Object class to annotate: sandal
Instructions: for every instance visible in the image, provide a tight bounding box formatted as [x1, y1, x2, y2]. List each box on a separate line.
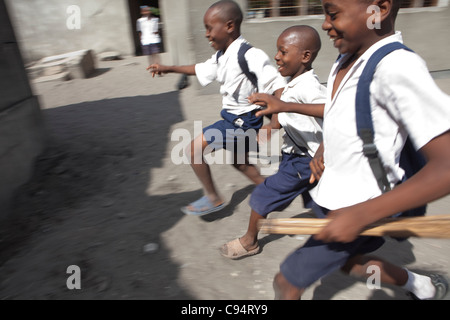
[181, 196, 226, 216]
[220, 238, 260, 260]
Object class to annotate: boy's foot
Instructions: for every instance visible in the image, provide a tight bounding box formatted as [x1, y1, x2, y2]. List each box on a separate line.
[408, 273, 449, 300]
[220, 238, 260, 260]
[181, 196, 225, 216]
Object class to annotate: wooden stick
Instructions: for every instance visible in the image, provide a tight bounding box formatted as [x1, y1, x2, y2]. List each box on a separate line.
[258, 215, 450, 239]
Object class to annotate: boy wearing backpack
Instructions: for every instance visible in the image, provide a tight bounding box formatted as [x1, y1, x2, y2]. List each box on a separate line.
[221, 25, 326, 260]
[251, 0, 450, 299]
[148, 1, 285, 216]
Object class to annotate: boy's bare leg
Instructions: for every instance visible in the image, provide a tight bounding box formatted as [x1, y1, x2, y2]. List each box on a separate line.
[186, 134, 224, 206]
[273, 272, 304, 300]
[341, 254, 408, 286]
[232, 152, 265, 185]
[239, 209, 264, 251]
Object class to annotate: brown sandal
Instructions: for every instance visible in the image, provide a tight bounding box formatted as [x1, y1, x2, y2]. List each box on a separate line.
[220, 238, 260, 260]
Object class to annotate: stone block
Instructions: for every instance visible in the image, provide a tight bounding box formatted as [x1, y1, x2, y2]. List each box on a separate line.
[29, 49, 97, 81]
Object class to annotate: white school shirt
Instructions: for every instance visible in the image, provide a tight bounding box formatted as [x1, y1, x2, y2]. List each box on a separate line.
[278, 69, 326, 157]
[137, 17, 161, 45]
[311, 32, 450, 210]
[195, 36, 286, 115]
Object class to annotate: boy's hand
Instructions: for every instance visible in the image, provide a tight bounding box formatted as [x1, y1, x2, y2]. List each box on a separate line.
[248, 93, 282, 117]
[147, 64, 167, 77]
[309, 142, 325, 184]
[314, 207, 367, 243]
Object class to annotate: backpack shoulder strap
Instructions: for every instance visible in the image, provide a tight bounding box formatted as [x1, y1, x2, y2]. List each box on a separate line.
[216, 50, 224, 63]
[356, 42, 413, 193]
[238, 42, 258, 90]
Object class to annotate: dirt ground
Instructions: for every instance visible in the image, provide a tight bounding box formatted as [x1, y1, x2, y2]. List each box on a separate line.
[0, 55, 449, 300]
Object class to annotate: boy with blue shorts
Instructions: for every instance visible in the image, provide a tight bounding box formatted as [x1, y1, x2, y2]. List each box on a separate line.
[221, 25, 326, 259]
[254, 0, 450, 300]
[149, 1, 285, 216]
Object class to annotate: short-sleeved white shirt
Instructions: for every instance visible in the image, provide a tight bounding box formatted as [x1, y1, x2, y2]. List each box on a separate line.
[278, 69, 326, 157]
[311, 32, 450, 210]
[195, 36, 287, 115]
[137, 17, 161, 45]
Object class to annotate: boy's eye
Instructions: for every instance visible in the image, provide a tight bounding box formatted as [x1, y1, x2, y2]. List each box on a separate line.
[328, 12, 337, 20]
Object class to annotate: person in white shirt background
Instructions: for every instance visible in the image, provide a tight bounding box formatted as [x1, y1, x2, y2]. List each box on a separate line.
[137, 6, 161, 65]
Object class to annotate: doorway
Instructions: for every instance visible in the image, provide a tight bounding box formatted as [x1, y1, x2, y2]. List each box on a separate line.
[128, 0, 164, 56]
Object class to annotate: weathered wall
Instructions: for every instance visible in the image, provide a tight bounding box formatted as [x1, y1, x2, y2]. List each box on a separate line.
[160, 1, 450, 90]
[5, 0, 135, 63]
[0, 0, 45, 218]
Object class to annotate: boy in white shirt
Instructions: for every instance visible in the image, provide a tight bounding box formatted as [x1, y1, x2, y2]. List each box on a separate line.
[137, 6, 161, 65]
[221, 25, 326, 259]
[148, 1, 285, 216]
[253, 0, 450, 300]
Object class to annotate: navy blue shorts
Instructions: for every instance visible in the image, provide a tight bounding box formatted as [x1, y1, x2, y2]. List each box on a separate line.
[280, 202, 385, 289]
[202, 109, 263, 154]
[142, 43, 160, 55]
[250, 152, 314, 216]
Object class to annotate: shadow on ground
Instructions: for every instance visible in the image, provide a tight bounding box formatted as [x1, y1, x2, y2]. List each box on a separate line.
[0, 91, 197, 299]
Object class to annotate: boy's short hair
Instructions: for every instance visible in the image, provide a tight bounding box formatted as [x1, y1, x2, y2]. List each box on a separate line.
[209, 0, 243, 27]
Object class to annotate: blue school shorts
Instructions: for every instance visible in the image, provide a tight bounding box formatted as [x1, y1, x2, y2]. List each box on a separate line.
[280, 202, 385, 289]
[202, 109, 263, 154]
[250, 152, 314, 216]
[142, 43, 160, 55]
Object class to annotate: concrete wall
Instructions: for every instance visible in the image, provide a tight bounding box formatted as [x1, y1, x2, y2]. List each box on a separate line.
[5, 0, 135, 63]
[160, 1, 450, 90]
[243, 5, 450, 81]
[0, 0, 45, 218]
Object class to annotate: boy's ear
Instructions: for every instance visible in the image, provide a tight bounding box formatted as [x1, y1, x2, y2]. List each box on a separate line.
[302, 50, 312, 64]
[375, 0, 394, 22]
[226, 19, 235, 34]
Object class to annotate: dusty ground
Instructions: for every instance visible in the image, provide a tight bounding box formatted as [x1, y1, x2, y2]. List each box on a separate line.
[0, 55, 449, 300]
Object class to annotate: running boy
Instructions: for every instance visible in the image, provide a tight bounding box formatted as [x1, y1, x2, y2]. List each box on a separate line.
[255, 0, 450, 299]
[220, 25, 326, 259]
[148, 1, 285, 216]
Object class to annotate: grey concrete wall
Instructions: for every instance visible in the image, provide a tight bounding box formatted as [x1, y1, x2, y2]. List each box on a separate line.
[0, 0, 45, 218]
[161, 1, 450, 90]
[5, 0, 135, 63]
[243, 5, 450, 81]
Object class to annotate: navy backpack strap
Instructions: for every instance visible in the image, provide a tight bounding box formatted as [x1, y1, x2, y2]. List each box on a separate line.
[216, 50, 224, 63]
[355, 42, 413, 193]
[238, 42, 258, 90]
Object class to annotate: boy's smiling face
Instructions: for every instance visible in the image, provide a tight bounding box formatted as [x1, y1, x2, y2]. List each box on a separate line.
[322, 0, 375, 56]
[204, 8, 233, 52]
[275, 34, 305, 79]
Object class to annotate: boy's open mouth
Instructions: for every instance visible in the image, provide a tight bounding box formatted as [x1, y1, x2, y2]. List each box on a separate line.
[277, 64, 286, 74]
[329, 35, 343, 47]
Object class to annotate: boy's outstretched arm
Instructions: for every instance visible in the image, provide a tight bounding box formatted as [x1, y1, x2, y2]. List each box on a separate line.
[248, 93, 324, 118]
[315, 130, 450, 243]
[147, 64, 196, 78]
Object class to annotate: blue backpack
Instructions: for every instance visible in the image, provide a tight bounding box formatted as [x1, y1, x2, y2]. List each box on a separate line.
[216, 42, 258, 89]
[356, 42, 427, 218]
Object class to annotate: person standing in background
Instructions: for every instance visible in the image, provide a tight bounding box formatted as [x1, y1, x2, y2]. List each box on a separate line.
[137, 6, 161, 65]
